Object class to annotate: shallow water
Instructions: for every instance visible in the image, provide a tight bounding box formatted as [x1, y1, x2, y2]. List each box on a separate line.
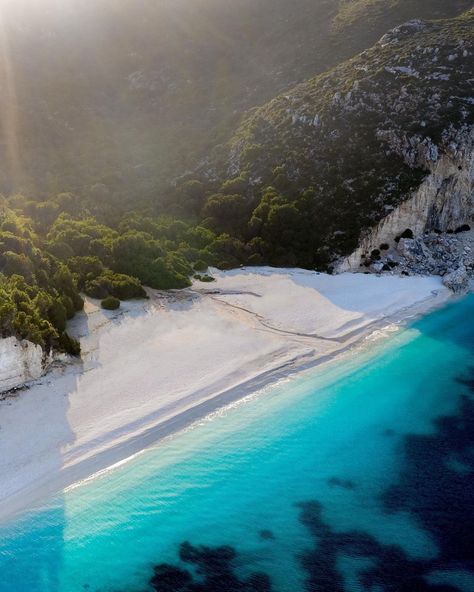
[1, 295, 474, 592]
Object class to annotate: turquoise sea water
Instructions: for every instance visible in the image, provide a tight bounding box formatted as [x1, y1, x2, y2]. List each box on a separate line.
[1, 295, 474, 592]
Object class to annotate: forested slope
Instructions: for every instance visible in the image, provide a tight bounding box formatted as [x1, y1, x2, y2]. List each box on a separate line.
[0, 3, 472, 353]
[1, 0, 470, 200]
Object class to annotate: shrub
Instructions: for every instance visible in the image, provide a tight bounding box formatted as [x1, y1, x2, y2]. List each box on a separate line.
[84, 277, 108, 299]
[85, 271, 146, 300]
[47, 240, 75, 260]
[200, 274, 215, 282]
[67, 256, 105, 288]
[220, 175, 248, 195]
[193, 259, 208, 272]
[72, 293, 85, 311]
[247, 252, 264, 266]
[2, 251, 34, 280]
[144, 257, 191, 290]
[59, 332, 81, 356]
[61, 295, 76, 320]
[48, 299, 68, 332]
[101, 296, 120, 310]
[201, 194, 252, 235]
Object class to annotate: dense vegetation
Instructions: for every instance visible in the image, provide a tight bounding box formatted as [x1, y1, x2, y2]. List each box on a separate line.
[0, 3, 472, 353]
[0, 205, 84, 353]
[0, 193, 251, 352]
[1, 176, 285, 350]
[200, 10, 474, 266]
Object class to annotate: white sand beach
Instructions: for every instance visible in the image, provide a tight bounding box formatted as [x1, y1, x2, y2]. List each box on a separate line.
[0, 268, 451, 521]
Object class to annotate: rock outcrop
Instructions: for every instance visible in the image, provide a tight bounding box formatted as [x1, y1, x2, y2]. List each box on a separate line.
[336, 125, 474, 274]
[442, 265, 470, 293]
[0, 337, 45, 393]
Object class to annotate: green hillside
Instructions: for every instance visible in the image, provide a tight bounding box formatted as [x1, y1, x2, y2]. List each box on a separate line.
[202, 9, 474, 267]
[0, 0, 470, 202]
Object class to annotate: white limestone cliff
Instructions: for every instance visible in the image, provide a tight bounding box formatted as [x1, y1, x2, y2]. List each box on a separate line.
[337, 126, 474, 272]
[0, 337, 45, 393]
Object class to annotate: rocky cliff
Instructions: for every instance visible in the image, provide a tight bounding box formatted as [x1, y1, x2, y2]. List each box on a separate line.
[210, 10, 473, 270]
[0, 337, 45, 393]
[337, 125, 474, 272]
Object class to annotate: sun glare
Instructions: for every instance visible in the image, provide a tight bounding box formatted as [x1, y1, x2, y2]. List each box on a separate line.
[0, 4, 21, 189]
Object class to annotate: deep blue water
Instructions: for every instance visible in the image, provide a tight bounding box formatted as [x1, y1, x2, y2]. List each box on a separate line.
[1, 295, 474, 592]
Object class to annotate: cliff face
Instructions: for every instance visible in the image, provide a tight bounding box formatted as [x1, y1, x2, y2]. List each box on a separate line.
[337, 125, 474, 271]
[0, 338, 45, 393]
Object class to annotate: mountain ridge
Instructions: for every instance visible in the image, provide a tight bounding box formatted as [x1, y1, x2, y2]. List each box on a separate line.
[0, 0, 471, 200]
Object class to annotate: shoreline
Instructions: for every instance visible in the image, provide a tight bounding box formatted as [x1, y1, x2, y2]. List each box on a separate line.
[0, 269, 455, 524]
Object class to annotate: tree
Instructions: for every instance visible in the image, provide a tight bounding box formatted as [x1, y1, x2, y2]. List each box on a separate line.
[101, 296, 120, 310]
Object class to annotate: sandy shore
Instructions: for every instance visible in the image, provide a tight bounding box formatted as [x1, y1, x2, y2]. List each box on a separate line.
[0, 267, 452, 522]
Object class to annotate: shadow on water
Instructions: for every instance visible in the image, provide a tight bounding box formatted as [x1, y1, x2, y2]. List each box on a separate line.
[0, 302, 147, 592]
[0, 378, 75, 592]
[412, 294, 474, 352]
[0, 297, 162, 592]
[139, 359, 474, 591]
[0, 503, 67, 592]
